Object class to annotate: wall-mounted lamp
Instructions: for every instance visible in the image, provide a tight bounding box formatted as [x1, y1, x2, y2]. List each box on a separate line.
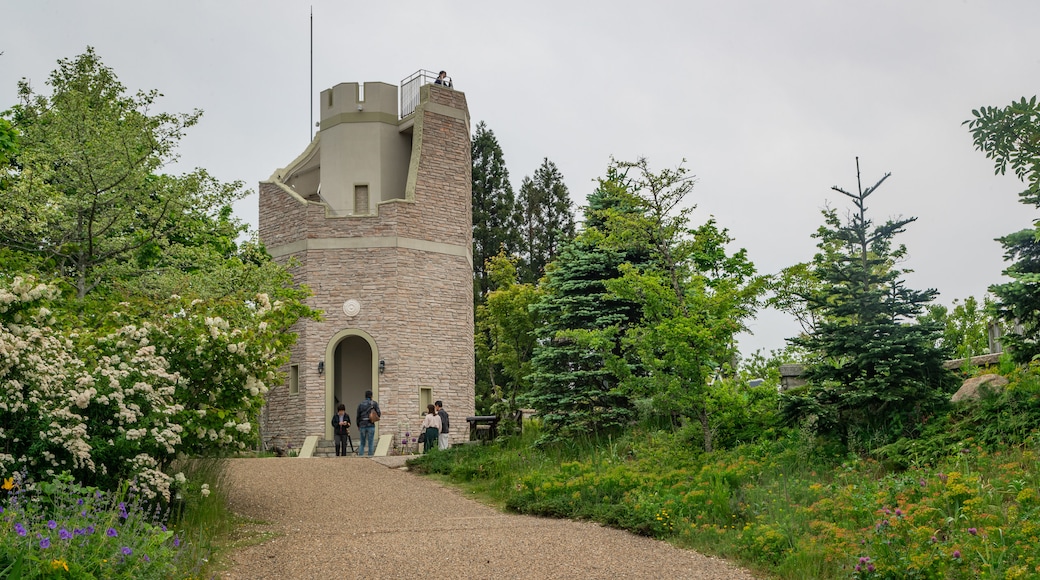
[378, 360, 385, 374]
[317, 360, 325, 375]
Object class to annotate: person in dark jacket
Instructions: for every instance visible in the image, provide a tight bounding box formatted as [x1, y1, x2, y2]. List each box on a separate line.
[331, 403, 352, 456]
[435, 400, 451, 450]
[355, 391, 381, 457]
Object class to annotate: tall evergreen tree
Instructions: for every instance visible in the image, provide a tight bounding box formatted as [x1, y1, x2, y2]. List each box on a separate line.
[965, 97, 1040, 363]
[784, 160, 956, 447]
[524, 165, 644, 441]
[516, 158, 576, 284]
[471, 121, 520, 301]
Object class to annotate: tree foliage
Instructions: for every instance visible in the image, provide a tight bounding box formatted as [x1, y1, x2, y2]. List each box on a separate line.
[474, 252, 542, 421]
[515, 158, 576, 284]
[1, 48, 244, 298]
[918, 296, 997, 361]
[594, 159, 765, 452]
[965, 97, 1040, 363]
[0, 50, 318, 495]
[783, 160, 956, 447]
[524, 166, 645, 441]
[471, 121, 520, 302]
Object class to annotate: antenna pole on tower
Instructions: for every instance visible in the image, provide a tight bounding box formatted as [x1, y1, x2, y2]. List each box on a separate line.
[310, 6, 314, 141]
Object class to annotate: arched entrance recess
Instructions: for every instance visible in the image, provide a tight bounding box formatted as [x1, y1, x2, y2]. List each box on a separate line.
[324, 329, 379, 441]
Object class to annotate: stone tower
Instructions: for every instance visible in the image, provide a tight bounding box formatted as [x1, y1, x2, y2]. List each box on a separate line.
[258, 77, 474, 450]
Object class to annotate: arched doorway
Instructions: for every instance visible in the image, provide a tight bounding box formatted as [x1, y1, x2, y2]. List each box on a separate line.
[324, 329, 379, 441]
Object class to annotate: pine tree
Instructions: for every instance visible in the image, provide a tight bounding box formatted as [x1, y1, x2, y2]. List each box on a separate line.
[785, 160, 956, 446]
[471, 121, 520, 302]
[516, 158, 576, 284]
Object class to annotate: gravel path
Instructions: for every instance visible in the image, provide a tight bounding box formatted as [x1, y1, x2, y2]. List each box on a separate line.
[221, 457, 761, 580]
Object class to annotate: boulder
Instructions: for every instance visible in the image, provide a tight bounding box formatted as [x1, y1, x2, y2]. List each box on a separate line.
[950, 374, 1009, 403]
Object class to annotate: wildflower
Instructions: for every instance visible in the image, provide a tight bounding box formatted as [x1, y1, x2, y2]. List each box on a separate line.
[173, 535, 181, 547]
[968, 528, 977, 535]
[144, 555, 151, 562]
[40, 537, 51, 549]
[894, 508, 903, 517]
[59, 528, 72, 540]
[50, 559, 69, 572]
[86, 525, 95, 535]
[2, 477, 14, 490]
[953, 550, 961, 559]
[107, 527, 118, 537]
[119, 502, 128, 519]
[122, 546, 133, 556]
[15, 523, 26, 536]
[859, 557, 870, 564]
[47, 520, 57, 529]
[867, 563, 875, 572]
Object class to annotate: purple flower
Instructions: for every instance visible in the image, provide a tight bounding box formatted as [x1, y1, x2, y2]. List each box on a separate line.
[47, 520, 57, 529]
[59, 528, 72, 540]
[930, 536, 937, 543]
[919, 479, 927, 487]
[40, 537, 50, 549]
[86, 525, 95, 535]
[953, 550, 961, 559]
[118, 502, 128, 519]
[107, 527, 118, 537]
[144, 555, 150, 562]
[77, 498, 84, 505]
[867, 563, 875, 572]
[122, 546, 132, 556]
[894, 508, 903, 517]
[14, 523, 26, 536]
[173, 535, 180, 547]
[74, 528, 84, 536]
[968, 527, 977, 535]
[855, 565, 861, 572]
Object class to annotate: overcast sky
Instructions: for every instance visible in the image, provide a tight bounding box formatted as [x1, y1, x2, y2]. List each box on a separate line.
[3, 1, 1036, 356]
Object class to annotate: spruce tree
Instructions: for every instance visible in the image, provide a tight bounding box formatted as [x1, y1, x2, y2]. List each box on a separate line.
[786, 160, 956, 447]
[524, 167, 643, 440]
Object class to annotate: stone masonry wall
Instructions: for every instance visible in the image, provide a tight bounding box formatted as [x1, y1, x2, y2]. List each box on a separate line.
[259, 83, 473, 449]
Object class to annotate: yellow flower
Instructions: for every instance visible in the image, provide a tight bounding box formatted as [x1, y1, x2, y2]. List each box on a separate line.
[51, 559, 69, 571]
[2, 477, 13, 490]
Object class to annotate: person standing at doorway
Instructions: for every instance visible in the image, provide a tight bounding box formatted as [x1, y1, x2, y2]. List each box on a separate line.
[420, 404, 441, 453]
[331, 403, 352, 456]
[356, 390, 381, 457]
[435, 400, 451, 450]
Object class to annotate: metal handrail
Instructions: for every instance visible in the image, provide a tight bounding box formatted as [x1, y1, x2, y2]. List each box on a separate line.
[399, 69, 448, 118]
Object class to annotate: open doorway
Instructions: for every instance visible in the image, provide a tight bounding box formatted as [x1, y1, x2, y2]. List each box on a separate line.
[325, 331, 377, 441]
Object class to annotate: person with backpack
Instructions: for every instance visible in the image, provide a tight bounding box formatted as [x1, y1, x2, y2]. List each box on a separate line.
[331, 403, 352, 456]
[355, 390, 381, 457]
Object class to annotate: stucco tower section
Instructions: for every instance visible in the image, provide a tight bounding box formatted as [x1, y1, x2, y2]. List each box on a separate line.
[258, 82, 474, 449]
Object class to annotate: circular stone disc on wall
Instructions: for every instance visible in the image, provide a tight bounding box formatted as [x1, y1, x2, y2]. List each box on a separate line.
[342, 299, 361, 317]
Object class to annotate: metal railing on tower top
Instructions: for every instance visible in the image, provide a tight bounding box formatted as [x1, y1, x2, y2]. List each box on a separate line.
[400, 69, 450, 118]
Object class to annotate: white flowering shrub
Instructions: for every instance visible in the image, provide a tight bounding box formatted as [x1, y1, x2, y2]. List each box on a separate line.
[0, 275, 315, 499]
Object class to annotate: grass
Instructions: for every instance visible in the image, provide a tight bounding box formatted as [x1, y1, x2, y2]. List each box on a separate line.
[410, 377, 1040, 579]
